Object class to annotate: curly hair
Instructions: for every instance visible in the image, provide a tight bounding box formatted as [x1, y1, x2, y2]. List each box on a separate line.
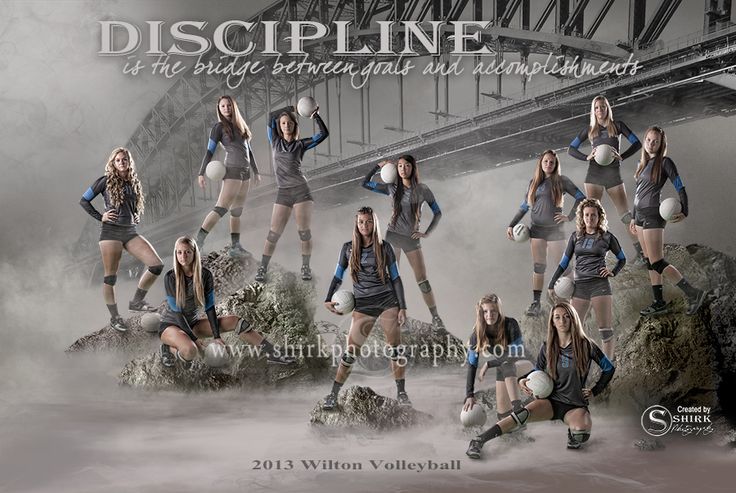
[104, 147, 144, 223]
[575, 197, 608, 238]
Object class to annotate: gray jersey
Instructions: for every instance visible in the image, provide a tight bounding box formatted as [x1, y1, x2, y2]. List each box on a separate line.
[551, 231, 626, 284]
[634, 156, 688, 215]
[535, 340, 615, 406]
[161, 268, 215, 327]
[568, 120, 641, 168]
[509, 175, 585, 227]
[267, 108, 328, 189]
[81, 176, 138, 225]
[198, 122, 259, 176]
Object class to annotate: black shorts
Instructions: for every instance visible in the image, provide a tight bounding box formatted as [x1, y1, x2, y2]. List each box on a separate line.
[385, 230, 421, 252]
[530, 223, 565, 241]
[585, 163, 623, 189]
[158, 318, 200, 339]
[275, 183, 313, 207]
[550, 399, 588, 421]
[99, 222, 138, 245]
[223, 166, 250, 181]
[354, 290, 400, 318]
[573, 277, 612, 300]
[634, 206, 666, 230]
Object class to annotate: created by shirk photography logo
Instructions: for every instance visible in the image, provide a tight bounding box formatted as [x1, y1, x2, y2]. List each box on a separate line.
[640, 405, 715, 437]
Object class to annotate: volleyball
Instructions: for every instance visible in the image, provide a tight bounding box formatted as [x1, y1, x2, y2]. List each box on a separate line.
[460, 404, 487, 427]
[140, 312, 161, 333]
[659, 197, 682, 221]
[526, 370, 554, 399]
[554, 277, 575, 299]
[594, 144, 615, 166]
[512, 223, 530, 243]
[205, 160, 226, 180]
[204, 343, 230, 368]
[380, 162, 398, 184]
[297, 96, 318, 117]
[331, 290, 355, 315]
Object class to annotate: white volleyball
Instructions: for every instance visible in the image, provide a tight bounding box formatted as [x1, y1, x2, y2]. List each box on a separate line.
[526, 370, 554, 399]
[297, 96, 318, 117]
[205, 160, 226, 181]
[594, 144, 615, 166]
[141, 312, 161, 333]
[380, 162, 398, 184]
[331, 290, 355, 315]
[659, 197, 682, 222]
[513, 223, 530, 243]
[554, 277, 575, 299]
[460, 404, 487, 427]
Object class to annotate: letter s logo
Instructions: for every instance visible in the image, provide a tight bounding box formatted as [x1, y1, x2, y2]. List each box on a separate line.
[641, 405, 672, 437]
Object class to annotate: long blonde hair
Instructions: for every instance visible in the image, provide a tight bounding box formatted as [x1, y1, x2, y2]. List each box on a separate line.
[575, 198, 608, 238]
[527, 150, 563, 207]
[588, 95, 618, 141]
[104, 147, 144, 222]
[635, 126, 667, 183]
[217, 95, 251, 141]
[350, 206, 386, 284]
[173, 236, 204, 309]
[471, 294, 507, 354]
[545, 302, 590, 380]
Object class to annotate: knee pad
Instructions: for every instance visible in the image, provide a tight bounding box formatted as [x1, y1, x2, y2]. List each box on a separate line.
[418, 279, 432, 294]
[620, 211, 633, 224]
[651, 259, 669, 274]
[298, 229, 312, 241]
[213, 206, 228, 217]
[148, 264, 164, 276]
[266, 230, 281, 244]
[533, 263, 547, 274]
[235, 318, 252, 335]
[570, 428, 591, 444]
[510, 407, 530, 431]
[103, 275, 117, 286]
[599, 327, 614, 342]
[230, 207, 243, 217]
[340, 350, 356, 369]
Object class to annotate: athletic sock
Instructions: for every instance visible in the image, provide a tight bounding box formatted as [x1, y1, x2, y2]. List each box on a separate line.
[477, 424, 503, 444]
[429, 306, 439, 318]
[259, 339, 275, 355]
[395, 378, 406, 394]
[533, 290, 542, 303]
[634, 241, 644, 257]
[331, 380, 343, 395]
[231, 233, 240, 246]
[511, 399, 523, 412]
[132, 288, 147, 303]
[106, 303, 120, 318]
[652, 285, 664, 303]
[261, 255, 272, 269]
[196, 228, 209, 245]
[676, 278, 700, 298]
[302, 254, 311, 267]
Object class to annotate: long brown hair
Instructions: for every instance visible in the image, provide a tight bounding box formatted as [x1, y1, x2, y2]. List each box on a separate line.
[588, 95, 618, 141]
[575, 198, 608, 239]
[390, 155, 421, 228]
[545, 302, 591, 380]
[350, 207, 386, 284]
[528, 150, 563, 207]
[173, 236, 204, 309]
[471, 294, 508, 354]
[217, 95, 251, 141]
[104, 147, 144, 223]
[635, 126, 667, 184]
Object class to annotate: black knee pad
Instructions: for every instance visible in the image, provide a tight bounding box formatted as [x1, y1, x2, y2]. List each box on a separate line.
[103, 275, 117, 286]
[497, 410, 512, 421]
[298, 229, 312, 241]
[213, 206, 228, 217]
[148, 264, 164, 276]
[570, 428, 591, 444]
[266, 230, 281, 243]
[533, 263, 546, 274]
[340, 350, 356, 368]
[599, 327, 614, 342]
[230, 207, 243, 217]
[418, 279, 432, 294]
[620, 211, 633, 224]
[651, 259, 669, 274]
[510, 407, 530, 431]
[235, 318, 252, 335]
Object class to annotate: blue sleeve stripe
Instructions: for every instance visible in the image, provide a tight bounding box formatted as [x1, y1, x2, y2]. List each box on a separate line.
[304, 133, 323, 150]
[267, 124, 274, 143]
[430, 201, 441, 214]
[366, 181, 377, 190]
[166, 295, 181, 313]
[570, 137, 581, 148]
[628, 133, 639, 144]
[205, 290, 215, 310]
[467, 349, 478, 366]
[600, 355, 615, 372]
[207, 138, 217, 153]
[616, 250, 626, 260]
[335, 264, 345, 280]
[673, 176, 684, 192]
[520, 200, 529, 211]
[82, 187, 95, 201]
[560, 255, 570, 270]
[575, 191, 585, 200]
[389, 262, 399, 280]
[510, 337, 523, 347]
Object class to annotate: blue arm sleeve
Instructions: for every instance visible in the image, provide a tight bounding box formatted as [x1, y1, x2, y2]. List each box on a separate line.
[568, 128, 589, 161]
[361, 165, 391, 195]
[303, 113, 329, 150]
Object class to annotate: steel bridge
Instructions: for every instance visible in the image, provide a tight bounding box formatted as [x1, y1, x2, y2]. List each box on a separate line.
[72, 0, 736, 279]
